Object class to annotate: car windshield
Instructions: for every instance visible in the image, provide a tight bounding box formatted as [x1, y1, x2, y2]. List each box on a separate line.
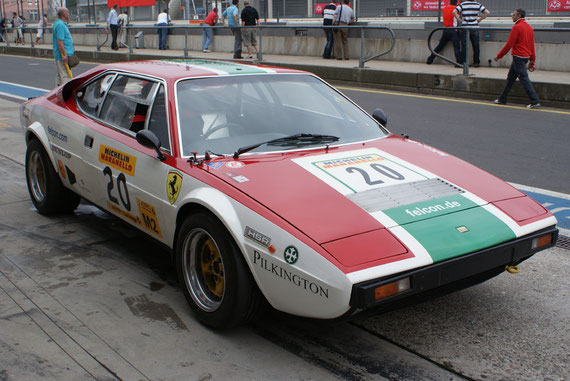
[176, 74, 388, 157]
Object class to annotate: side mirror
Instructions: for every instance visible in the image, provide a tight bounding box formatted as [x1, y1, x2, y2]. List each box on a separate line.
[372, 108, 388, 127]
[136, 130, 166, 161]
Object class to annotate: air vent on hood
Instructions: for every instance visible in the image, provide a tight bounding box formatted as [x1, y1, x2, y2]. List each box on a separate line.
[347, 178, 464, 213]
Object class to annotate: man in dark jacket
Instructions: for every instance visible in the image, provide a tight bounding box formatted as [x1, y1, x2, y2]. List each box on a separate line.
[322, 2, 336, 59]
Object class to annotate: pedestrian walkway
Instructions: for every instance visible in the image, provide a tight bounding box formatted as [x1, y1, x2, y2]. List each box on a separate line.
[2, 42, 570, 107]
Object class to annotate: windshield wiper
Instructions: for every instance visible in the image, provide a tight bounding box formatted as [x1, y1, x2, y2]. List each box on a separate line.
[233, 133, 340, 159]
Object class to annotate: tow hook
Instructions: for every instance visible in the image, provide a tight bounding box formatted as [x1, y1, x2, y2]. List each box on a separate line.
[505, 265, 519, 274]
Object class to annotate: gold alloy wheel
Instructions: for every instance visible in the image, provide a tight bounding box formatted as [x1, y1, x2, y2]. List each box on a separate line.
[183, 228, 225, 312]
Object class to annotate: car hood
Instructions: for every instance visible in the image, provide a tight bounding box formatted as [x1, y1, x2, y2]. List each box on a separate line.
[204, 136, 530, 247]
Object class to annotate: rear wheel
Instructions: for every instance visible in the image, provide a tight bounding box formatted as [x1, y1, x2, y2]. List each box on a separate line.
[176, 211, 262, 329]
[25, 138, 80, 214]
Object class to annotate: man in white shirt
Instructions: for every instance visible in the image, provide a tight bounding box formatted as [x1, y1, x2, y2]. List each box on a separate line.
[332, 0, 354, 60]
[107, 4, 119, 50]
[156, 9, 170, 50]
[118, 11, 128, 48]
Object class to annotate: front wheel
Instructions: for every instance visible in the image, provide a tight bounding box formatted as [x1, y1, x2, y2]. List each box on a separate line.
[176, 212, 262, 329]
[25, 138, 80, 214]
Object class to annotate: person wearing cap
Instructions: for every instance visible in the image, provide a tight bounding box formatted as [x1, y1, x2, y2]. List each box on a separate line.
[202, 7, 218, 52]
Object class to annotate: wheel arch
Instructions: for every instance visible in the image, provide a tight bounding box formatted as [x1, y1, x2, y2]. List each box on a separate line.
[25, 122, 57, 170]
[172, 188, 246, 265]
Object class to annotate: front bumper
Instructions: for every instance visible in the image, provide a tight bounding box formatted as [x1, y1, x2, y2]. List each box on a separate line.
[350, 226, 558, 310]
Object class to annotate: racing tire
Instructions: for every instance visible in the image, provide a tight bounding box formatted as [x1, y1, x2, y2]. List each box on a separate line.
[25, 138, 81, 214]
[176, 212, 263, 329]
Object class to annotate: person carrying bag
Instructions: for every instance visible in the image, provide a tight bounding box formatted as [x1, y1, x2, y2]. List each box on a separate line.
[332, 0, 354, 60]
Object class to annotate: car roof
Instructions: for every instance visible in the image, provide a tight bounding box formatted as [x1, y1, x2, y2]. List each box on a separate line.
[96, 59, 308, 81]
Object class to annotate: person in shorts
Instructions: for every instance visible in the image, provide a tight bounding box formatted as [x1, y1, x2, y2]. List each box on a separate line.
[240, 0, 259, 59]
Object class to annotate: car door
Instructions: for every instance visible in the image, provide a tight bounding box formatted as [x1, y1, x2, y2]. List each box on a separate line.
[82, 73, 174, 245]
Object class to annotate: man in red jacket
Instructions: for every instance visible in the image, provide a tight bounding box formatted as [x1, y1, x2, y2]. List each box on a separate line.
[493, 8, 540, 108]
[427, 0, 461, 65]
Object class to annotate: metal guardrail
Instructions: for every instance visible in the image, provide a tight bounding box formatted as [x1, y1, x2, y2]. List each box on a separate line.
[427, 26, 570, 76]
[3, 24, 396, 69]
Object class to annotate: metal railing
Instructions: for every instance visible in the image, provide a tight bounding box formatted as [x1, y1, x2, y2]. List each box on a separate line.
[427, 26, 570, 76]
[2, 24, 396, 68]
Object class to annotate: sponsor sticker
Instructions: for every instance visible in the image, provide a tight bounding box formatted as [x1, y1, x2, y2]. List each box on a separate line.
[244, 226, 271, 247]
[98, 145, 137, 176]
[137, 198, 163, 238]
[205, 162, 225, 170]
[284, 246, 299, 264]
[167, 169, 183, 204]
[253, 250, 328, 298]
[226, 161, 244, 169]
[51, 144, 71, 160]
[47, 126, 67, 143]
[456, 226, 470, 233]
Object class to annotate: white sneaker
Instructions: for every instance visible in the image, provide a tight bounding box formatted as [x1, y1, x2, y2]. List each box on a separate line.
[526, 103, 541, 109]
[202, 49, 211, 53]
[493, 99, 506, 105]
[248, 55, 253, 59]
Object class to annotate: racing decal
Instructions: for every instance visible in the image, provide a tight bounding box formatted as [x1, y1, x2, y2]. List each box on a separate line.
[167, 169, 183, 204]
[245, 226, 272, 248]
[137, 199, 163, 238]
[456, 226, 469, 233]
[294, 148, 521, 268]
[253, 251, 329, 298]
[103, 166, 132, 211]
[205, 162, 224, 170]
[99, 145, 137, 176]
[102, 166, 163, 238]
[50, 144, 71, 160]
[284, 246, 299, 264]
[47, 126, 67, 143]
[226, 161, 244, 169]
[225, 172, 249, 183]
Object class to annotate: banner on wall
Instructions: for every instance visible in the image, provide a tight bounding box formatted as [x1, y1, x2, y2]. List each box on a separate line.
[547, 0, 570, 12]
[107, 0, 156, 7]
[411, 0, 452, 11]
[314, 3, 339, 15]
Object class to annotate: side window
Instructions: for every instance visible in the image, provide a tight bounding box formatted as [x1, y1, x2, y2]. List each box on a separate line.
[147, 85, 170, 151]
[99, 75, 157, 133]
[76, 74, 115, 117]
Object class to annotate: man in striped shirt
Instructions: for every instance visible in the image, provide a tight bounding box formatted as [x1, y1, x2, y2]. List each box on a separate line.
[322, 2, 337, 59]
[453, 1, 490, 67]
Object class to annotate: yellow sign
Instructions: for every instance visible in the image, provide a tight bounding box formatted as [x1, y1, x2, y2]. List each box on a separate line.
[98, 145, 137, 176]
[167, 170, 183, 205]
[137, 198, 163, 238]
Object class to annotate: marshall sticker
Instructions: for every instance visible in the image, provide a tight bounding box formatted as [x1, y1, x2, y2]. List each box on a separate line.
[137, 198, 163, 238]
[98, 145, 137, 176]
[244, 226, 271, 247]
[253, 250, 328, 298]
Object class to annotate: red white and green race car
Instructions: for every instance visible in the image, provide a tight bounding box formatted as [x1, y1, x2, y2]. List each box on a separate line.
[20, 60, 558, 328]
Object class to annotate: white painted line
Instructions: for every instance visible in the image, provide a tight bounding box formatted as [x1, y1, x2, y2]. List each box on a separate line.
[0, 92, 28, 101]
[509, 182, 570, 200]
[0, 80, 50, 93]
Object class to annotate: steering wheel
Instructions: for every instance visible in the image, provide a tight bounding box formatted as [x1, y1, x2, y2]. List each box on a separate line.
[202, 122, 245, 140]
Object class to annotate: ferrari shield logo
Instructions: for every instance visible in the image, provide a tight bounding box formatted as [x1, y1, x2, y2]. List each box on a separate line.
[167, 170, 183, 204]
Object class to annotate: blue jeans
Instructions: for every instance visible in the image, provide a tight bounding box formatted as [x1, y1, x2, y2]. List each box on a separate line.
[323, 26, 334, 58]
[498, 56, 539, 105]
[202, 26, 213, 50]
[460, 28, 480, 65]
[157, 22, 168, 50]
